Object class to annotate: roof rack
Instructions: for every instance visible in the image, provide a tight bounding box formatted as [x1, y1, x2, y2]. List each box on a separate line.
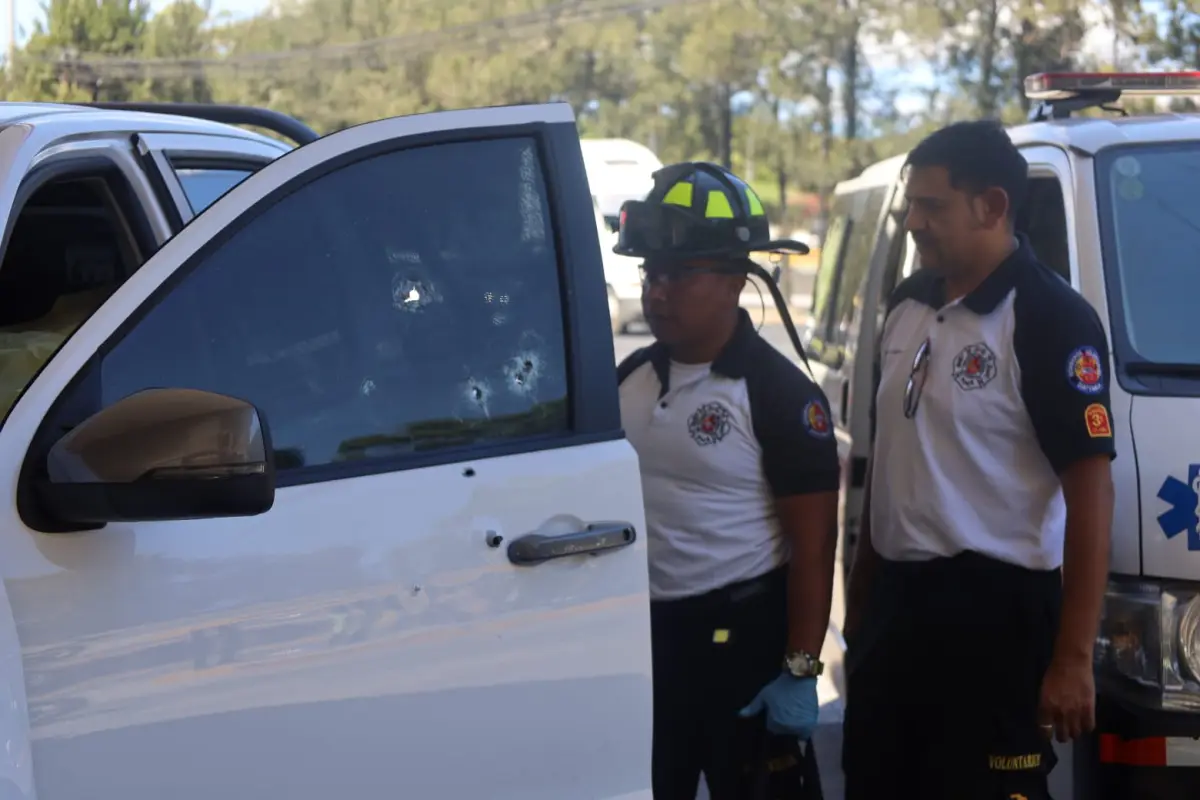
[78, 102, 320, 146]
[1024, 71, 1200, 122]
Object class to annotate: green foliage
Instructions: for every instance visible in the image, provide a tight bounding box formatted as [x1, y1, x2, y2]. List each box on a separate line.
[0, 0, 1177, 227]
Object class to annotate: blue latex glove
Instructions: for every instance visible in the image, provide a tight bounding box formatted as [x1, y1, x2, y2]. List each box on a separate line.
[738, 671, 819, 739]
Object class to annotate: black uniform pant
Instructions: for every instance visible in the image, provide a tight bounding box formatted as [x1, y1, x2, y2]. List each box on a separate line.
[651, 566, 794, 800]
[842, 551, 1061, 800]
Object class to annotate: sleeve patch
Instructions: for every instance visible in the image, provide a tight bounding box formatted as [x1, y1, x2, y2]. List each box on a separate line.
[1066, 346, 1105, 395]
[802, 399, 834, 439]
[1085, 403, 1113, 438]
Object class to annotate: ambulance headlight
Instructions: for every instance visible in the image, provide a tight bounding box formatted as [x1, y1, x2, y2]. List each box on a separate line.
[1096, 581, 1200, 710]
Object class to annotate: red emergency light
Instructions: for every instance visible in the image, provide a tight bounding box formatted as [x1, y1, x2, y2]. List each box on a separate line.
[1025, 71, 1200, 100]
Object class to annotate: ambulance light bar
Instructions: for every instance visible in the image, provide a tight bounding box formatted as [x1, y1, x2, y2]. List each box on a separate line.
[1025, 71, 1200, 101]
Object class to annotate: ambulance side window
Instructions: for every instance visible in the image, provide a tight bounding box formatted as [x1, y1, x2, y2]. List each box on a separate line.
[875, 205, 910, 330]
[826, 185, 888, 365]
[808, 212, 851, 363]
[1018, 176, 1070, 282]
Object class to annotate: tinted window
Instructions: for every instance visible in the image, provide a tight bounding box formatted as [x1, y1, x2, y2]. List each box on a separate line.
[875, 211, 910, 333]
[174, 167, 255, 213]
[83, 137, 569, 472]
[1018, 176, 1070, 282]
[810, 214, 850, 336]
[1099, 144, 1200, 364]
[831, 186, 887, 349]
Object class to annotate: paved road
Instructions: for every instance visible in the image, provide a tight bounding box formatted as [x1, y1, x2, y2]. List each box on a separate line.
[612, 323, 847, 800]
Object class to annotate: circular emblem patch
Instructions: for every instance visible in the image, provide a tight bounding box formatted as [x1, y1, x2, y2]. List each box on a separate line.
[802, 399, 833, 439]
[687, 401, 733, 446]
[952, 342, 997, 391]
[1066, 345, 1104, 395]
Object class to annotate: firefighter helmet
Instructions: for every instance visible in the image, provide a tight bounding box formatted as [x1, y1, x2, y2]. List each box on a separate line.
[614, 162, 809, 262]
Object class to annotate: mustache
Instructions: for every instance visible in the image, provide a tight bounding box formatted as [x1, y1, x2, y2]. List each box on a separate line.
[912, 234, 936, 247]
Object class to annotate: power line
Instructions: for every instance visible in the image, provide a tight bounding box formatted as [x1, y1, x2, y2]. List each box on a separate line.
[13, 0, 699, 80]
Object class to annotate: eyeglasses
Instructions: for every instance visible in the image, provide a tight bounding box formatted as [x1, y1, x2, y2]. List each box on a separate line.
[903, 338, 931, 419]
[639, 263, 739, 287]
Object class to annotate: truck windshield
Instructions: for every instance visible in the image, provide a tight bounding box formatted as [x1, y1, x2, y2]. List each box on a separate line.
[1098, 142, 1200, 365]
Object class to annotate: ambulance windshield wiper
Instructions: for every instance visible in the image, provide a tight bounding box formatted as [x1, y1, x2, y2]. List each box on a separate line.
[1125, 361, 1200, 377]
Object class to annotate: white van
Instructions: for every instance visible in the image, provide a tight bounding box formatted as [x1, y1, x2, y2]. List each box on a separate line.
[580, 138, 663, 231]
[581, 139, 661, 334]
[812, 71, 1200, 800]
[593, 194, 644, 334]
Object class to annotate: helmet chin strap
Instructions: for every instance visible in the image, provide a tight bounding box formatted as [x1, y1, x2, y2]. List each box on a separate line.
[744, 258, 814, 379]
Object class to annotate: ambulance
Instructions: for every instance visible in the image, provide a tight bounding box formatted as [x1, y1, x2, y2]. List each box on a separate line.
[814, 72, 1200, 799]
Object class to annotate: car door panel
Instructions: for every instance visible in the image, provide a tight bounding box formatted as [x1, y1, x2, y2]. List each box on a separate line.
[0, 104, 652, 800]
[18, 444, 649, 800]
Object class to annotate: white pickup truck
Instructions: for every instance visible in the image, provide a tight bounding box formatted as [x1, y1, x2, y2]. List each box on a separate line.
[0, 101, 652, 799]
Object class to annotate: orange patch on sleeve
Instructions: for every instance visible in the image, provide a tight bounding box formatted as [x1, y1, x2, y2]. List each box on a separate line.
[1085, 403, 1112, 438]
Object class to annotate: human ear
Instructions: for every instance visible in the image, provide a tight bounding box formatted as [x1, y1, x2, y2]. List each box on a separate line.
[975, 186, 1011, 229]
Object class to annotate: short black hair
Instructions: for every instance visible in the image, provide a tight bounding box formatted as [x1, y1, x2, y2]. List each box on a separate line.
[905, 120, 1028, 222]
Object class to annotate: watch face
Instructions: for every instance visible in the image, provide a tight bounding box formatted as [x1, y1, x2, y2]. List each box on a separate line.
[786, 652, 822, 676]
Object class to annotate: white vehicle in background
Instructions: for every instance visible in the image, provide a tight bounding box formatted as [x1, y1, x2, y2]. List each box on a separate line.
[812, 71, 1200, 800]
[0, 99, 652, 800]
[580, 138, 662, 232]
[594, 195, 643, 334]
[581, 139, 660, 335]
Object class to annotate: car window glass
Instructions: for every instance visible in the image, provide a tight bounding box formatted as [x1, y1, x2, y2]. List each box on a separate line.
[831, 186, 886, 351]
[87, 137, 568, 472]
[173, 167, 256, 213]
[810, 213, 850, 338]
[1018, 176, 1070, 282]
[1102, 145, 1200, 364]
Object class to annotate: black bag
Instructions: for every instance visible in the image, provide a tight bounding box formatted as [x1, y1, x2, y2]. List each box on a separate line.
[747, 731, 824, 800]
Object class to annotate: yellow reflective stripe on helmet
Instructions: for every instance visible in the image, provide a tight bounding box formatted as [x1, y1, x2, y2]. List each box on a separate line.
[663, 181, 693, 207]
[705, 190, 734, 218]
[746, 188, 765, 216]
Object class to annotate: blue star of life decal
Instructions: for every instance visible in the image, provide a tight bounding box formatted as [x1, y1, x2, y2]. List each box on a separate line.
[1158, 465, 1200, 551]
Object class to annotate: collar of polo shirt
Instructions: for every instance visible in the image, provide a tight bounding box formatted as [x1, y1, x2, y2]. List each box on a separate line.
[642, 308, 758, 397]
[919, 234, 1035, 314]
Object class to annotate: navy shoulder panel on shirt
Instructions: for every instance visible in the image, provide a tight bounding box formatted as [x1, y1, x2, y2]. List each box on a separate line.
[617, 346, 654, 386]
[1011, 259, 1100, 330]
[1010, 258, 1117, 473]
[741, 336, 841, 496]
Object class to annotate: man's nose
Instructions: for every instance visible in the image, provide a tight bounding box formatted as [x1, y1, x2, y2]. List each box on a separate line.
[904, 207, 923, 232]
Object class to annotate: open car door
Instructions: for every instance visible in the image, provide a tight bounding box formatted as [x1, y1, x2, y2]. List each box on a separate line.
[0, 104, 652, 800]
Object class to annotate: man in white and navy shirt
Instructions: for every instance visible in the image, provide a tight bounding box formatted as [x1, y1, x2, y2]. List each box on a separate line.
[613, 161, 840, 799]
[842, 121, 1116, 800]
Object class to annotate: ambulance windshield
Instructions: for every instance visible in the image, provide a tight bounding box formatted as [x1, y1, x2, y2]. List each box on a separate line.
[1098, 142, 1200, 366]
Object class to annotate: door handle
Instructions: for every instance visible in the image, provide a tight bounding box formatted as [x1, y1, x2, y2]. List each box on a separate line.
[506, 522, 637, 566]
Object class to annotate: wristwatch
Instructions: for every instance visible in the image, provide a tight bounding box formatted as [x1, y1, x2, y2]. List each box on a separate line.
[784, 650, 824, 679]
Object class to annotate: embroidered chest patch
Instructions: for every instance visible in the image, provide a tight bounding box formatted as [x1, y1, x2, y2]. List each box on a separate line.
[687, 401, 733, 446]
[951, 342, 998, 391]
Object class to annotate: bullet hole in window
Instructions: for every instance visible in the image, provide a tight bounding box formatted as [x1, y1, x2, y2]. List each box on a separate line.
[392, 275, 442, 312]
[504, 351, 543, 395]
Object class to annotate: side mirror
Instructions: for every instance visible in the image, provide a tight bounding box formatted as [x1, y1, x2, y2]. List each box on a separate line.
[37, 388, 276, 525]
[799, 324, 819, 359]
